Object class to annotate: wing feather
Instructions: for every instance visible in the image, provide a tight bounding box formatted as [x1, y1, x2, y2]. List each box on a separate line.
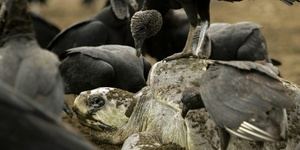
[199, 63, 294, 128]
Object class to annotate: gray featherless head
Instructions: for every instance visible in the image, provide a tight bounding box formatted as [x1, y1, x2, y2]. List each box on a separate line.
[0, 0, 34, 43]
[130, 10, 163, 40]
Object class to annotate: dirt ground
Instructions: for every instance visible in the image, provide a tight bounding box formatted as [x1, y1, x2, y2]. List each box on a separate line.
[31, 0, 300, 149]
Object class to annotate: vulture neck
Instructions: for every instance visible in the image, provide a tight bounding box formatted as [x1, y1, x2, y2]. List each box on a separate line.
[0, 0, 35, 46]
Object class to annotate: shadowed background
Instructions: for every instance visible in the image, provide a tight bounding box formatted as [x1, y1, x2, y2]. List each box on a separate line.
[31, 0, 300, 83]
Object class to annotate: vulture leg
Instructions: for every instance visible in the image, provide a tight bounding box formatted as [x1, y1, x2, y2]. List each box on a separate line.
[164, 1, 198, 61]
[164, 0, 211, 61]
[192, 21, 210, 58]
[164, 24, 196, 61]
[193, 0, 211, 58]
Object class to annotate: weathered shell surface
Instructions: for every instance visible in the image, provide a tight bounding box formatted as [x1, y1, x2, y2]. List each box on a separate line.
[83, 58, 300, 150]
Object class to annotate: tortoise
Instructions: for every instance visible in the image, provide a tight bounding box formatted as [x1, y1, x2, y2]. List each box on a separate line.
[73, 58, 300, 149]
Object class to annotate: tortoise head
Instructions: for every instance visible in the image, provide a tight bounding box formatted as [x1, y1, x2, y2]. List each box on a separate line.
[73, 87, 136, 131]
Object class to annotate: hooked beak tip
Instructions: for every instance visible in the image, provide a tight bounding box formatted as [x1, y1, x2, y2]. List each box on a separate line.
[134, 37, 144, 57]
[136, 49, 142, 57]
[181, 105, 189, 118]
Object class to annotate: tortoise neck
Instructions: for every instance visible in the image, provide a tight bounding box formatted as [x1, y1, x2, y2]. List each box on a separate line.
[0, 0, 34, 44]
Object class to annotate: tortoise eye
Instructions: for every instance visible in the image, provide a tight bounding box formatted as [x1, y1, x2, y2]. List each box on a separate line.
[88, 96, 105, 108]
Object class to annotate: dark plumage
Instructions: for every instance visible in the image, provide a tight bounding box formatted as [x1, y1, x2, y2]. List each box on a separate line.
[0, 81, 95, 150]
[135, 0, 212, 60]
[140, 10, 189, 60]
[208, 22, 274, 62]
[60, 45, 150, 94]
[132, 13, 281, 65]
[27, 0, 47, 4]
[134, 0, 298, 60]
[48, 1, 136, 60]
[181, 61, 296, 149]
[30, 12, 60, 48]
[0, 0, 64, 116]
[181, 88, 204, 118]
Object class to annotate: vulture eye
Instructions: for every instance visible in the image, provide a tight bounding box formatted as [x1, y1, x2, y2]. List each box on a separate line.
[138, 26, 146, 32]
[88, 96, 105, 108]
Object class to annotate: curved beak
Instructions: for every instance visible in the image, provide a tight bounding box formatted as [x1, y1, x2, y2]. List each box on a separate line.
[181, 105, 189, 118]
[134, 37, 144, 57]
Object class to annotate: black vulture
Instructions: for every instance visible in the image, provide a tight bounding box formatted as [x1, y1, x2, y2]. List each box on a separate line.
[0, 0, 64, 116]
[132, 0, 299, 60]
[29, 12, 60, 48]
[131, 0, 211, 59]
[138, 9, 189, 59]
[0, 81, 95, 150]
[48, 0, 137, 60]
[131, 13, 281, 65]
[208, 22, 276, 63]
[59, 45, 151, 94]
[181, 61, 297, 150]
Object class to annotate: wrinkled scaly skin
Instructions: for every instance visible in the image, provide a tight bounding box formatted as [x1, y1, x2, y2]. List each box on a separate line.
[76, 58, 300, 150]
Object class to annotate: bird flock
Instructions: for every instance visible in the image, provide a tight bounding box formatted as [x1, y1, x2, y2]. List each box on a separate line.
[0, 0, 299, 150]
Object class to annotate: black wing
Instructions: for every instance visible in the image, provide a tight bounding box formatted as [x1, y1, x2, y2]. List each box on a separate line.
[60, 51, 115, 94]
[30, 12, 60, 48]
[199, 62, 294, 129]
[208, 22, 270, 62]
[62, 45, 146, 93]
[47, 20, 108, 60]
